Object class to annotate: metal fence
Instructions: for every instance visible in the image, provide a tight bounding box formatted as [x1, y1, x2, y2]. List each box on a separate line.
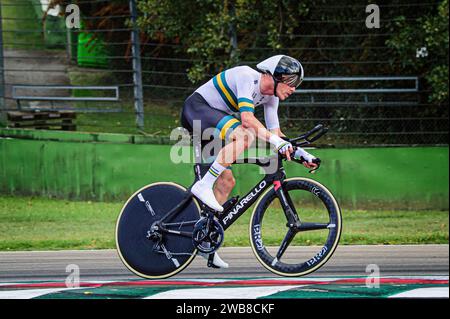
[0, 0, 448, 146]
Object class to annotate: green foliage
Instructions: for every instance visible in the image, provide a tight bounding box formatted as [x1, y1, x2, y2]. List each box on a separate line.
[136, 0, 448, 104]
[427, 65, 449, 103]
[136, 0, 311, 82]
[386, 0, 449, 103]
[1, 0, 46, 49]
[137, 0, 230, 82]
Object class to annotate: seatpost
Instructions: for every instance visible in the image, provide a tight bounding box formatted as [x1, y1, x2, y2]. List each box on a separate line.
[192, 133, 203, 182]
[193, 133, 202, 165]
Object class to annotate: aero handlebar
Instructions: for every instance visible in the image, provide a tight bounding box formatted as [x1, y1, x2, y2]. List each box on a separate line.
[284, 124, 328, 173]
[287, 124, 328, 147]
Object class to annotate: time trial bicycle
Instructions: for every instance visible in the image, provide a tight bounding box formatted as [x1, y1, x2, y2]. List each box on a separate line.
[116, 124, 342, 279]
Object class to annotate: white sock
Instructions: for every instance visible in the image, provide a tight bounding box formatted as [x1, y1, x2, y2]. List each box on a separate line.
[201, 161, 227, 188]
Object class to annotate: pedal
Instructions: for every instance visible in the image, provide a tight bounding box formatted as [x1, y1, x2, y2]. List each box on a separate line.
[207, 253, 220, 269]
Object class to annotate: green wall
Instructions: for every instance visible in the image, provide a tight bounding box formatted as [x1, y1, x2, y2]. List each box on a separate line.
[0, 129, 448, 210]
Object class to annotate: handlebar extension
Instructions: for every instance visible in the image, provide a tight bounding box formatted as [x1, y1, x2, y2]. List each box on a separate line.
[288, 124, 328, 147]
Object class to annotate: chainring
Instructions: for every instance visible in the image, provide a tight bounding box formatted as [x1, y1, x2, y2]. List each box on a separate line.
[192, 216, 224, 254]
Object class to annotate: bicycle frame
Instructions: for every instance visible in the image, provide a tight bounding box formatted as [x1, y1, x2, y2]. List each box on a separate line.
[155, 155, 297, 237]
[210, 156, 294, 231]
[156, 124, 328, 237]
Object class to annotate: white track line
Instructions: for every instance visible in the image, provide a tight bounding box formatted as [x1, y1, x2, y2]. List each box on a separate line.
[389, 287, 449, 298]
[144, 285, 302, 299]
[0, 288, 81, 299]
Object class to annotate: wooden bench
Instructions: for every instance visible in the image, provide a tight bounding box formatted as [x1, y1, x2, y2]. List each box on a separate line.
[6, 85, 121, 131]
[7, 110, 76, 131]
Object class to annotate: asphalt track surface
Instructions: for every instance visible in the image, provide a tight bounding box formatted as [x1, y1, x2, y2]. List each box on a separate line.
[0, 245, 448, 282]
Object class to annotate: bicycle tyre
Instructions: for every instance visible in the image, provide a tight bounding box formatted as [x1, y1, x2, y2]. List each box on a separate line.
[116, 182, 201, 279]
[249, 177, 342, 277]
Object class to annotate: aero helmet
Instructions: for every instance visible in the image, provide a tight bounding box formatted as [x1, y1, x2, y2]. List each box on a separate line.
[256, 55, 304, 96]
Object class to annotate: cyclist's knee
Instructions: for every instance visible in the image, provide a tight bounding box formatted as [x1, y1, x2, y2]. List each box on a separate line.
[229, 126, 255, 149]
[216, 170, 235, 193]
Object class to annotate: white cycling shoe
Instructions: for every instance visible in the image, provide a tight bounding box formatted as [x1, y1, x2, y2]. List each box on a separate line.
[191, 180, 223, 212]
[200, 252, 229, 269]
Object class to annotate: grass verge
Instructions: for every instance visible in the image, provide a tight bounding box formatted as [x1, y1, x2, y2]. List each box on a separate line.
[0, 195, 448, 251]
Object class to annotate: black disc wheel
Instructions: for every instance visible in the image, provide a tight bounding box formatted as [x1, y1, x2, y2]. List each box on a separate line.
[116, 182, 201, 279]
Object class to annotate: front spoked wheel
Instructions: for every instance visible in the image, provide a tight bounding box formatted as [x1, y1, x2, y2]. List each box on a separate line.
[250, 177, 342, 277]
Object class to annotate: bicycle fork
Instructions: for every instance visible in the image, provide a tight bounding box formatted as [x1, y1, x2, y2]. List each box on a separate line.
[272, 180, 302, 264]
[272, 179, 335, 265]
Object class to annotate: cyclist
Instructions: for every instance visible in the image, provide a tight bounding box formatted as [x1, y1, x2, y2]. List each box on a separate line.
[181, 55, 318, 268]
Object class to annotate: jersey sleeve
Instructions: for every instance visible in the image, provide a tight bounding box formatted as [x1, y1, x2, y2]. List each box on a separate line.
[263, 97, 280, 130]
[235, 73, 256, 113]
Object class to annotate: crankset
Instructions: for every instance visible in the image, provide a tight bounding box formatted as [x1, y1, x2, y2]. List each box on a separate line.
[192, 214, 224, 254]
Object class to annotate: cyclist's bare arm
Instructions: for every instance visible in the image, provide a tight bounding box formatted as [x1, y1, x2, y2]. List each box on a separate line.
[269, 126, 317, 169]
[240, 112, 293, 160]
[240, 111, 272, 141]
[269, 127, 286, 138]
